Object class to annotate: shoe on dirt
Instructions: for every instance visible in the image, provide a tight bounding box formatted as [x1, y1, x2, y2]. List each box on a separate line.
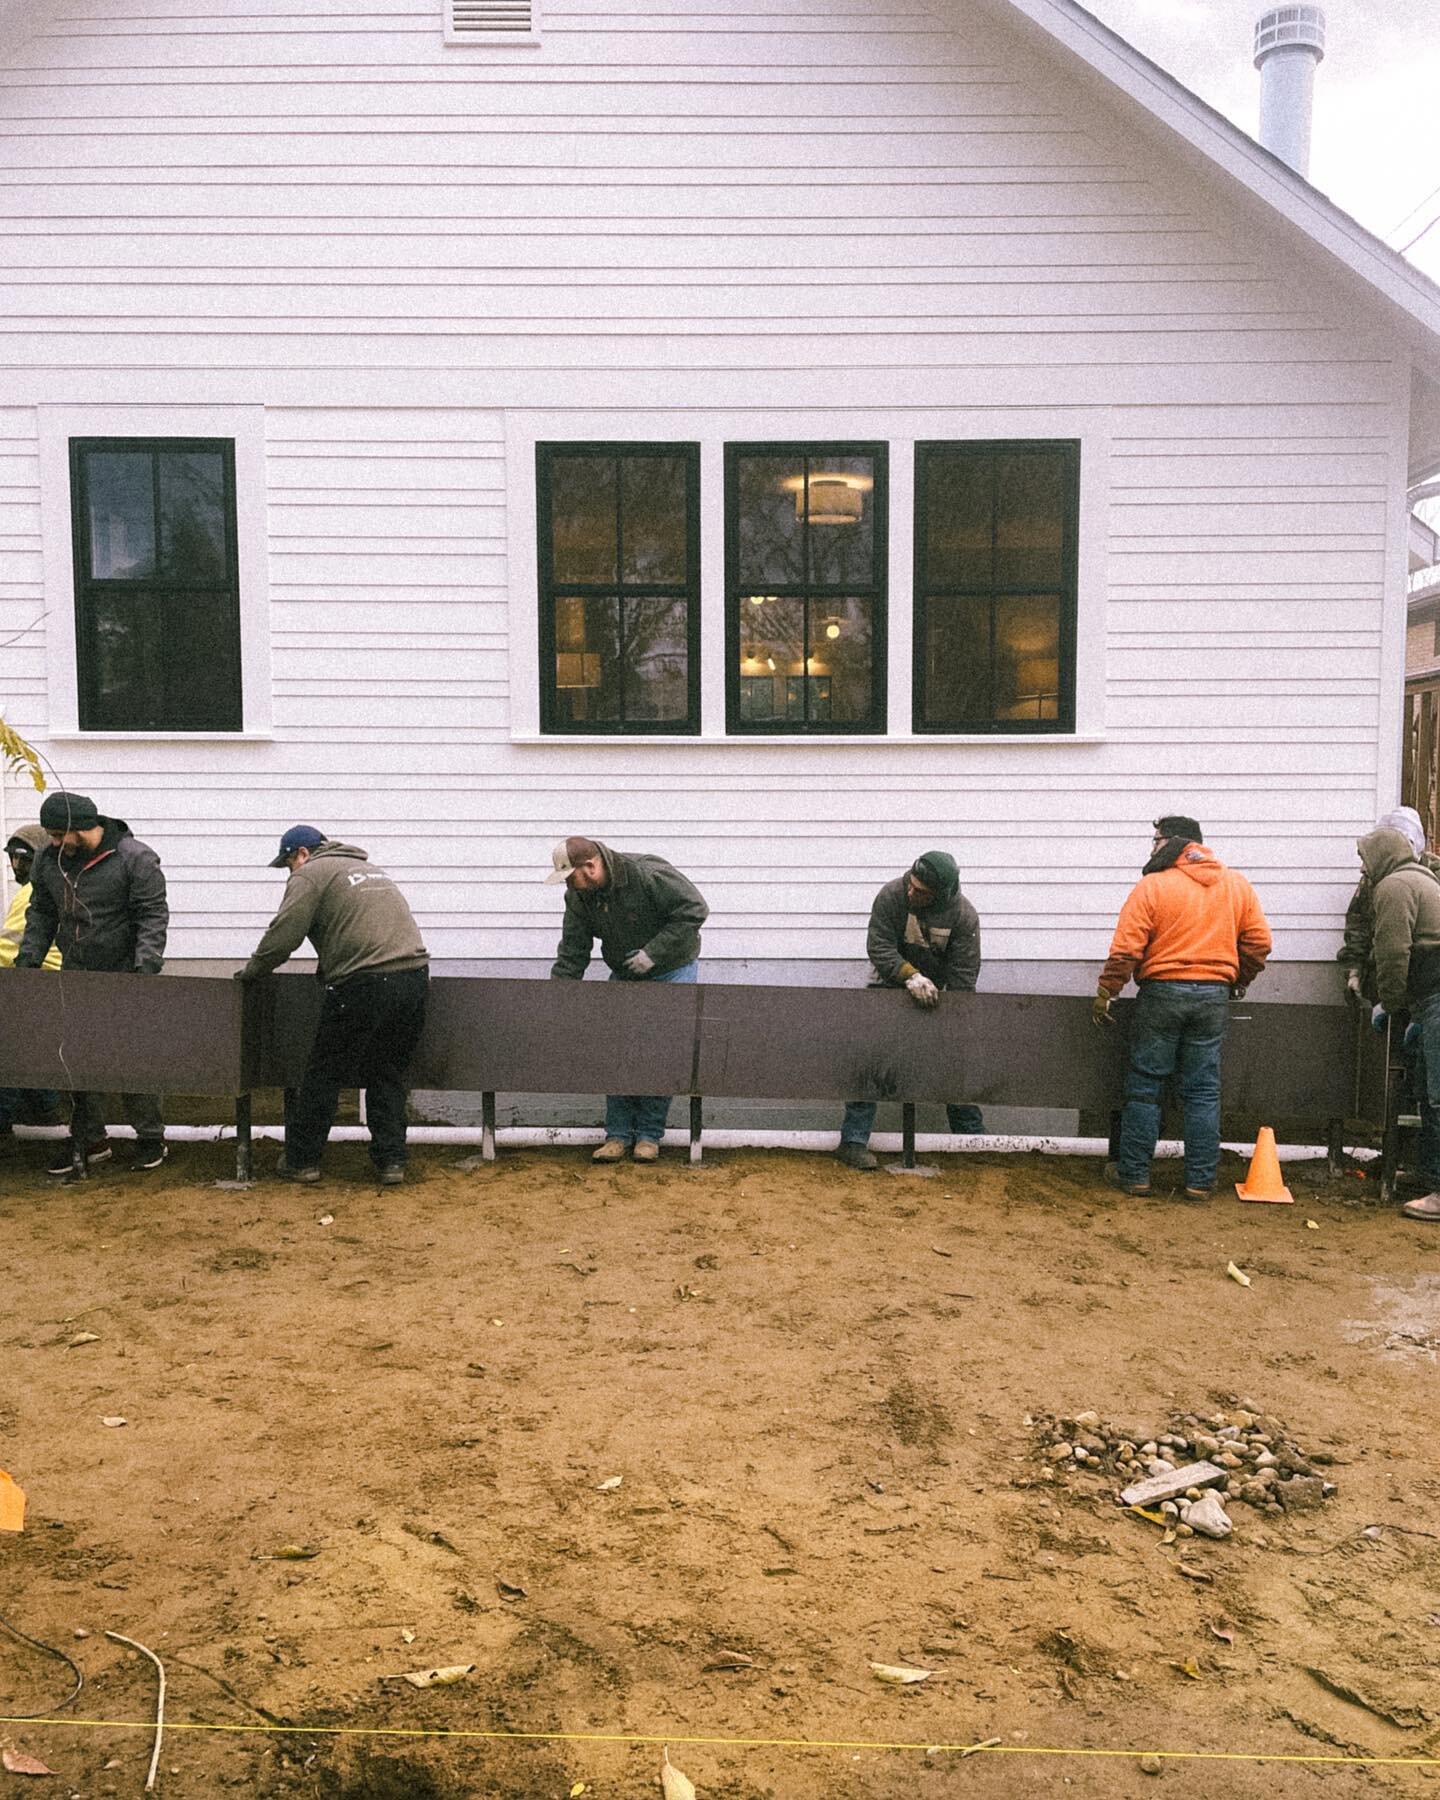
[591, 1139, 628, 1163]
[276, 1159, 322, 1184]
[835, 1142, 878, 1171]
[47, 1142, 112, 1176]
[132, 1142, 169, 1171]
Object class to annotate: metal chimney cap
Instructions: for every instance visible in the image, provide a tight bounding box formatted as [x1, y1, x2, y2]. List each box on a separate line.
[1254, 5, 1325, 67]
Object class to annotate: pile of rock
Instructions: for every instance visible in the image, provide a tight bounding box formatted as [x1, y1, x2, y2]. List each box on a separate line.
[1029, 1401, 1336, 1535]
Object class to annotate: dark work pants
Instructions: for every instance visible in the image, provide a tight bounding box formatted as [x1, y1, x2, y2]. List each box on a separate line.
[284, 967, 428, 1169]
[70, 1089, 164, 1148]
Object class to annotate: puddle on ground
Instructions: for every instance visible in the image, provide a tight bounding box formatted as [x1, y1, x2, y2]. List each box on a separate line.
[1342, 1275, 1440, 1362]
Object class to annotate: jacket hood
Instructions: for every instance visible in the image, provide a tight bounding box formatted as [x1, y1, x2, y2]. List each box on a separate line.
[1161, 842, 1226, 887]
[309, 841, 369, 864]
[5, 822, 47, 854]
[1358, 827, 1418, 888]
[1376, 806, 1428, 858]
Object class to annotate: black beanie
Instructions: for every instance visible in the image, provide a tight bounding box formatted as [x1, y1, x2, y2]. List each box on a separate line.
[1154, 814, 1201, 844]
[38, 791, 100, 831]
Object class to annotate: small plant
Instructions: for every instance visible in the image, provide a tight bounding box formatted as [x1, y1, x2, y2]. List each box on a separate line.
[1, 714, 44, 791]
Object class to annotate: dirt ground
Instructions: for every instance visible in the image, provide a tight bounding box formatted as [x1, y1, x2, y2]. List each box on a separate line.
[3, 1133, 1440, 1798]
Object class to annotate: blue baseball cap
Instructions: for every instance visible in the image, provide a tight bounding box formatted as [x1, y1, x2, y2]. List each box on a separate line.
[269, 824, 326, 868]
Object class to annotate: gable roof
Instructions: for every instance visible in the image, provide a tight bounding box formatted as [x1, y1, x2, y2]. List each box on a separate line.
[963, 0, 1440, 382]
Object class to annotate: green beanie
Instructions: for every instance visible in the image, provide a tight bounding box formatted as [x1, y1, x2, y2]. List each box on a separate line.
[911, 851, 959, 903]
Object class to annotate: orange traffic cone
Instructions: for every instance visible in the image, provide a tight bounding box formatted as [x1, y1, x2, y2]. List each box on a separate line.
[1235, 1127, 1293, 1204]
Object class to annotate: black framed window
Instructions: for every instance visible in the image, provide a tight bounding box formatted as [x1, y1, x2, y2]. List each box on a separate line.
[70, 438, 242, 732]
[537, 443, 700, 734]
[914, 441, 1078, 734]
[725, 443, 887, 735]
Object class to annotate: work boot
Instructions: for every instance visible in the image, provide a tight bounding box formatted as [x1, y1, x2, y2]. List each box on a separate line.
[131, 1142, 169, 1171]
[47, 1142, 111, 1177]
[1400, 1191, 1440, 1221]
[376, 1163, 406, 1187]
[1103, 1161, 1151, 1197]
[632, 1140, 659, 1163]
[592, 1139, 628, 1164]
[275, 1158, 322, 1184]
[835, 1142, 878, 1171]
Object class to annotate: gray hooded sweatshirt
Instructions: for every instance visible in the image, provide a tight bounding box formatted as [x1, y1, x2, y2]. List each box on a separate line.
[1356, 827, 1440, 1014]
[240, 841, 428, 986]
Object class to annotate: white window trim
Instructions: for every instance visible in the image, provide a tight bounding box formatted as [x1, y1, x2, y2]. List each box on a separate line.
[37, 403, 272, 737]
[444, 0, 541, 47]
[505, 409, 1109, 743]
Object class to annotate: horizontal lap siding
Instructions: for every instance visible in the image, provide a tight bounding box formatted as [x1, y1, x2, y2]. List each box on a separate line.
[0, 0, 1400, 973]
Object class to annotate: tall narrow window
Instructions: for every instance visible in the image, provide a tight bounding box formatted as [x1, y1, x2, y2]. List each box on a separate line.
[914, 441, 1078, 734]
[537, 444, 700, 734]
[71, 438, 242, 732]
[725, 443, 887, 734]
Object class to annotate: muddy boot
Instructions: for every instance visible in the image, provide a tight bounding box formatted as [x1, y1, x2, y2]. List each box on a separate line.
[592, 1139, 628, 1164]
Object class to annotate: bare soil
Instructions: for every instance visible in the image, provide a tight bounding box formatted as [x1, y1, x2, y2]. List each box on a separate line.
[3, 1137, 1439, 1798]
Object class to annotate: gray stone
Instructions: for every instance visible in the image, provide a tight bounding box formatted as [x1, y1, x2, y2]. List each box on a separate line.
[1184, 1491, 1233, 1539]
[1275, 1475, 1326, 1512]
[1120, 1461, 1227, 1509]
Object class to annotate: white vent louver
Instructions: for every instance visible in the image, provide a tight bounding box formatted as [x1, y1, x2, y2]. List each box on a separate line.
[447, 0, 538, 42]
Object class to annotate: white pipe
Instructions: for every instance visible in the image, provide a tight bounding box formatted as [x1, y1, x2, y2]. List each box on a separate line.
[9, 1123, 1375, 1161]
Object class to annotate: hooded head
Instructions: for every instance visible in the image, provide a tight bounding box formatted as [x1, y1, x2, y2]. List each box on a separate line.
[1375, 806, 1427, 859]
[909, 851, 959, 907]
[1358, 827, 1418, 889]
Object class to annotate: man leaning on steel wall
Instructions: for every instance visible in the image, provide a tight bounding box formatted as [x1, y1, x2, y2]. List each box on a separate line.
[16, 792, 170, 1175]
[547, 835, 708, 1163]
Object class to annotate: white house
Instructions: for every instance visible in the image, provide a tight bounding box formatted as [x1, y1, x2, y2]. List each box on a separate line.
[3, 0, 1440, 1000]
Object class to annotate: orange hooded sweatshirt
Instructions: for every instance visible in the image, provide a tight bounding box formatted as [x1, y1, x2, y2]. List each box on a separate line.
[1099, 843, 1271, 997]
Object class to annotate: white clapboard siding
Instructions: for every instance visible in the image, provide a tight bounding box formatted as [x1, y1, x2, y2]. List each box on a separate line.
[0, 0, 1416, 974]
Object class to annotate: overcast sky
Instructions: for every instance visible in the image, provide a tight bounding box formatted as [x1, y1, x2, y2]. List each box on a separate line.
[1079, 0, 1440, 282]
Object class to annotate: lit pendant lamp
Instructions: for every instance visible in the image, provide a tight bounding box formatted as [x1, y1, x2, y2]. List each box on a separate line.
[799, 475, 863, 525]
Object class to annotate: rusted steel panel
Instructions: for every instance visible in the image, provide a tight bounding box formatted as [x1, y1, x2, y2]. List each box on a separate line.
[0, 968, 252, 1094]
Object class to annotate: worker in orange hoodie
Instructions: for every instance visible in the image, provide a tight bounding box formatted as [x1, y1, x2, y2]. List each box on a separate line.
[1093, 815, 1271, 1201]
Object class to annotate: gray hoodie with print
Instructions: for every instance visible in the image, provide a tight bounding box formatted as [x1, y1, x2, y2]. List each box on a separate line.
[240, 841, 428, 985]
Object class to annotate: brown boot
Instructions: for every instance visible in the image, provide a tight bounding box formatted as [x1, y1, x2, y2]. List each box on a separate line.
[592, 1138, 628, 1164]
[632, 1140, 660, 1163]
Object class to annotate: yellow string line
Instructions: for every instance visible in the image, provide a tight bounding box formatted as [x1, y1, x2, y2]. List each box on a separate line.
[10, 1717, 1440, 1767]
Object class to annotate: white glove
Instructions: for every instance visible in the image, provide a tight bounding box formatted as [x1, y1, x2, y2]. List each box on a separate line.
[624, 948, 655, 978]
[905, 972, 939, 1010]
[1344, 968, 1362, 999]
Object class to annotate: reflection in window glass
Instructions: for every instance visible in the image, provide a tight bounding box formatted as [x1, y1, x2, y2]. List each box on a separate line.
[539, 445, 699, 733]
[87, 452, 156, 580]
[727, 446, 885, 733]
[915, 442, 1075, 734]
[159, 452, 228, 581]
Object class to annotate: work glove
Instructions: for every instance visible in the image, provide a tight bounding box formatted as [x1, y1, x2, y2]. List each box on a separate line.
[1344, 968, 1363, 1000]
[1404, 1020, 1422, 1050]
[904, 971, 939, 1010]
[1091, 986, 1114, 1029]
[1371, 1004, 1389, 1036]
[624, 948, 655, 979]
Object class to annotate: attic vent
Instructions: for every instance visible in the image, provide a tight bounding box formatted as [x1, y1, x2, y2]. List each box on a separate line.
[446, 0, 539, 44]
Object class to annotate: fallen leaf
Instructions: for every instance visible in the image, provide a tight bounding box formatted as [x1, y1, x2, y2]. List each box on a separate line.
[1176, 1564, 1213, 1585]
[67, 1332, 100, 1348]
[1305, 1219, 1320, 1230]
[489, 1318, 504, 1327]
[1, 1747, 56, 1775]
[1225, 1262, 1251, 1288]
[318, 1214, 334, 1227]
[929, 1245, 953, 1258]
[569, 1785, 588, 1798]
[100, 1416, 127, 1428]
[396, 1663, 475, 1689]
[1427, 1613, 1440, 1628]
[496, 1578, 527, 1600]
[661, 1748, 697, 1800]
[0, 1469, 25, 1533]
[1172, 1658, 1202, 1680]
[1210, 1623, 1236, 1646]
[702, 1651, 754, 1672]
[1130, 1505, 1168, 1527]
[596, 1475, 623, 1492]
[273, 1544, 320, 1561]
[869, 1660, 933, 1684]
[400, 1629, 415, 1645]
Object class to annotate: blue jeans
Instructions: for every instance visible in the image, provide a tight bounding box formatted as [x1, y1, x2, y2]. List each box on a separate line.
[0, 1087, 62, 1131]
[1117, 980, 1230, 1190]
[604, 960, 699, 1144]
[840, 1101, 983, 1145]
[1410, 990, 1440, 1187]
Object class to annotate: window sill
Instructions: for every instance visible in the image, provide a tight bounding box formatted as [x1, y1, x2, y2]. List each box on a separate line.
[45, 731, 276, 743]
[511, 732, 1106, 746]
